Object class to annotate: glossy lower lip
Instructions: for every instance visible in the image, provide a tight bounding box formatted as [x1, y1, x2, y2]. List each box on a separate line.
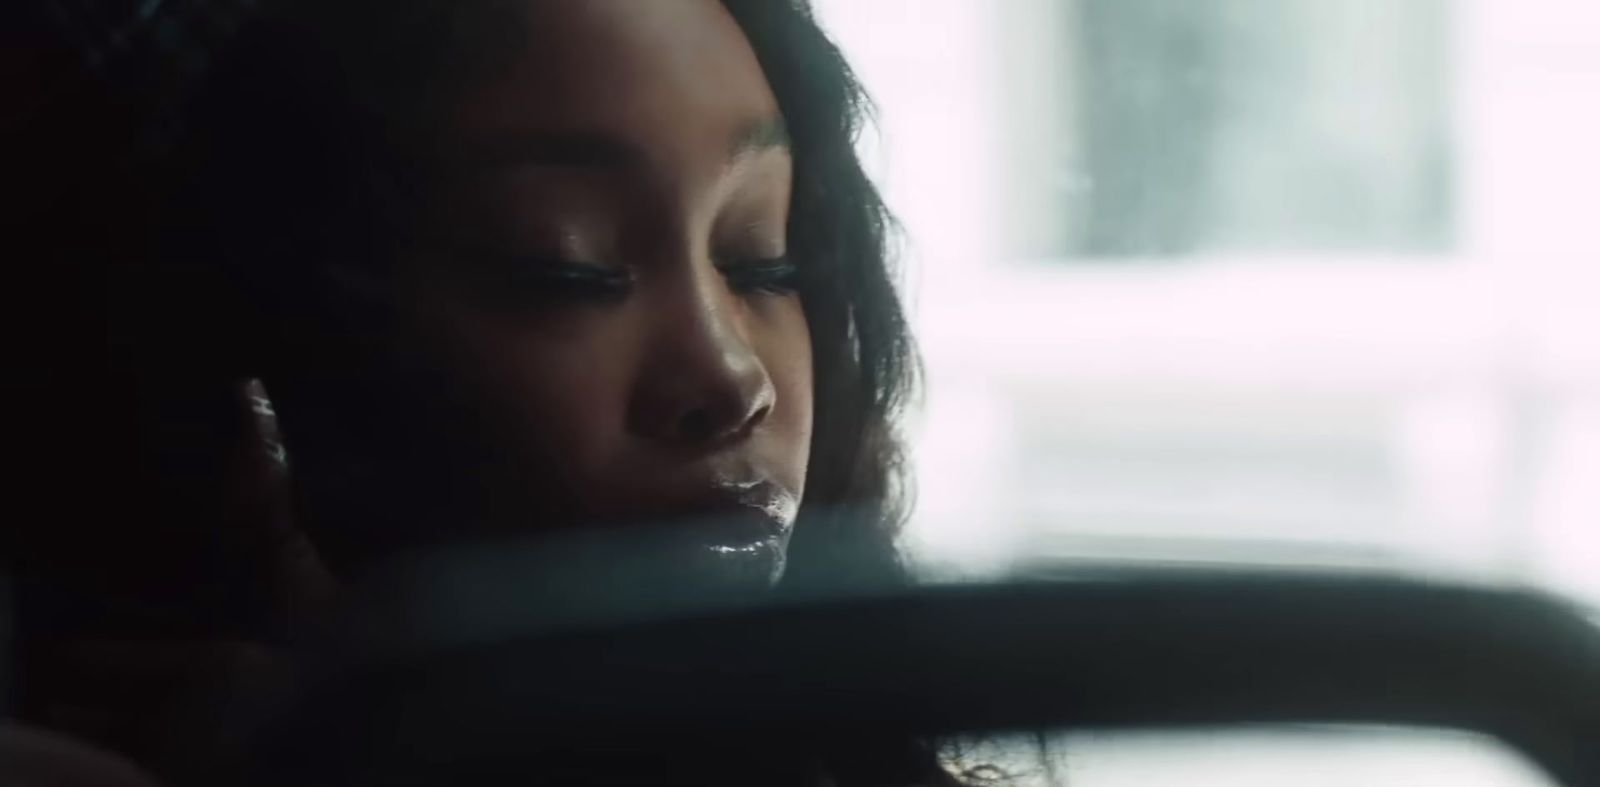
[686, 480, 798, 548]
[654, 481, 797, 587]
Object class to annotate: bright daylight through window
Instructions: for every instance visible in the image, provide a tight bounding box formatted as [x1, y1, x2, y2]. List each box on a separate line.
[813, 0, 1600, 608]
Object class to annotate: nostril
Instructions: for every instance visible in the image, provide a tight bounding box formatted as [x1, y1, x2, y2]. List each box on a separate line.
[678, 408, 714, 443]
[673, 401, 769, 445]
[747, 403, 772, 429]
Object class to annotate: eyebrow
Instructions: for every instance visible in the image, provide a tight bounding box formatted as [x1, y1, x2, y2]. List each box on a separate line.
[729, 116, 791, 158]
[462, 116, 790, 172]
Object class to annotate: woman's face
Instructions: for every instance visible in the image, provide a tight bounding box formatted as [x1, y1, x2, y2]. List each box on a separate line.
[286, 0, 812, 585]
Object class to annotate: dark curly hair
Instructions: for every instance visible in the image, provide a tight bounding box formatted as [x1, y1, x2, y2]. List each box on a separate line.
[191, 4, 945, 783]
[12, 1, 967, 784]
[721, 0, 920, 594]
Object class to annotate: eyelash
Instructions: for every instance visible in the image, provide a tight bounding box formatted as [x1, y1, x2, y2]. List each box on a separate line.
[719, 255, 800, 296]
[501, 259, 633, 301]
[484, 254, 799, 304]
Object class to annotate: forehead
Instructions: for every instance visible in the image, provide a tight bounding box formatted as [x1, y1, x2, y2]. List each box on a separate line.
[445, 0, 780, 160]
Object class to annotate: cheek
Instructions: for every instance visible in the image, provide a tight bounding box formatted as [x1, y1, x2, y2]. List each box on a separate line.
[438, 312, 637, 499]
[754, 298, 815, 489]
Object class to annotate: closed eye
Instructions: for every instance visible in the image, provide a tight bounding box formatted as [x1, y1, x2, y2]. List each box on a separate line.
[718, 255, 799, 296]
[459, 248, 634, 304]
[509, 260, 633, 304]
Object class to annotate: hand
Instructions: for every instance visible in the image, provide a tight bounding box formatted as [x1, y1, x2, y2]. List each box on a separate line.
[0, 723, 166, 787]
[17, 380, 336, 778]
[28, 636, 289, 778]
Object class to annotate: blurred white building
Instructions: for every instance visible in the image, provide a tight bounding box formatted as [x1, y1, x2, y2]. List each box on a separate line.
[811, 0, 1600, 603]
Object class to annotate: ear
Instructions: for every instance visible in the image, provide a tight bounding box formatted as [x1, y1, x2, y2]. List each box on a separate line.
[225, 380, 341, 633]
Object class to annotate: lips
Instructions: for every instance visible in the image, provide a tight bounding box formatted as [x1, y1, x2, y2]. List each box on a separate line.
[501, 473, 800, 592]
[644, 478, 799, 588]
[672, 480, 795, 548]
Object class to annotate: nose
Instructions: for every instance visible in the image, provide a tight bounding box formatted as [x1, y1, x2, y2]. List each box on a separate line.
[628, 272, 776, 448]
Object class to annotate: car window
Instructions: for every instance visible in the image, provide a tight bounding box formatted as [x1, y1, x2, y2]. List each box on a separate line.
[814, 0, 1600, 605]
